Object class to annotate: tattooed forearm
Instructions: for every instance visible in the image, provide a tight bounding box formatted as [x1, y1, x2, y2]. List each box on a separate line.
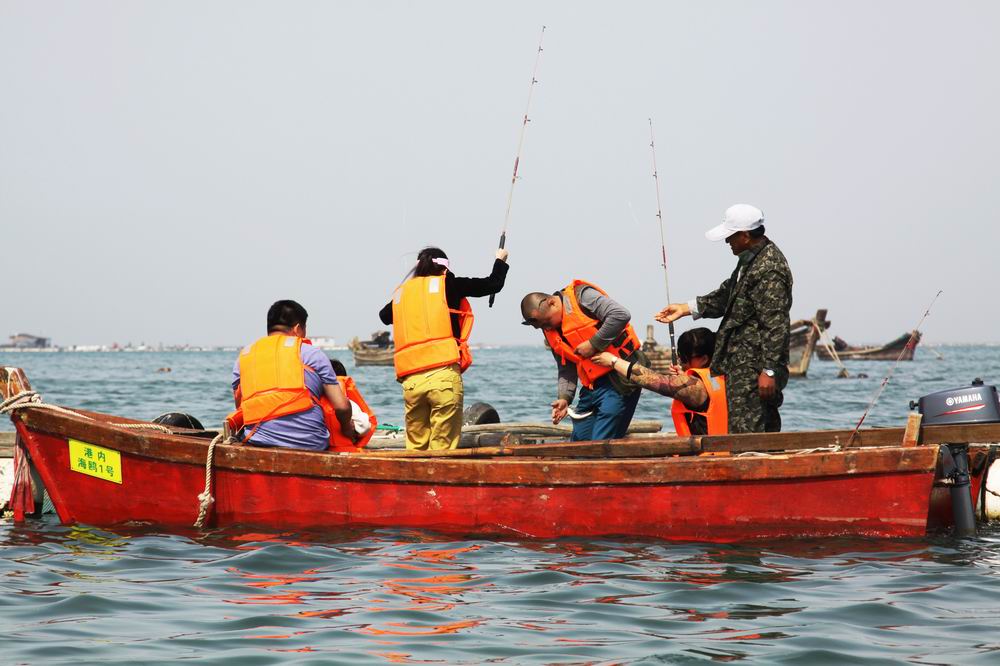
[630, 365, 709, 410]
[673, 381, 710, 412]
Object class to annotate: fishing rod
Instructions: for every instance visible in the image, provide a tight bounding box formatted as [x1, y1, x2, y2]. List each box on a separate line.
[847, 290, 943, 445]
[489, 25, 546, 308]
[648, 118, 677, 365]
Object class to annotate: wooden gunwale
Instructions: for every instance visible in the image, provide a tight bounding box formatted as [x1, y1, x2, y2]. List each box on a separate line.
[11, 405, 954, 487]
[702, 423, 1000, 452]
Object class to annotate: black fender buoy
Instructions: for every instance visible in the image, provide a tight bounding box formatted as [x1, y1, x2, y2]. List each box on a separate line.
[153, 412, 205, 430]
[463, 402, 500, 426]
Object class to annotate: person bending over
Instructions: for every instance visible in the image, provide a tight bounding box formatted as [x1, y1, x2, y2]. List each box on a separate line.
[521, 280, 645, 441]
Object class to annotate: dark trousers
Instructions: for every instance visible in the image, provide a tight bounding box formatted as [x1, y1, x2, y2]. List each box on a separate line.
[571, 375, 641, 441]
[725, 372, 783, 433]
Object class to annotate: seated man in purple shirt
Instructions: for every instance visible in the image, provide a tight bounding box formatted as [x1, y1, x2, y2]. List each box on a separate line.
[232, 300, 356, 451]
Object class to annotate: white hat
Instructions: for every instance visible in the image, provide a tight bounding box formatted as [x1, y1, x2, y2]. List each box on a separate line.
[705, 204, 765, 242]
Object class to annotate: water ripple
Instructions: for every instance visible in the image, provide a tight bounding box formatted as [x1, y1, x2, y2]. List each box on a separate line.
[3, 522, 1000, 663]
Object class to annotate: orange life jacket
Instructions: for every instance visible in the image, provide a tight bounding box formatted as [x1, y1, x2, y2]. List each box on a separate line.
[228, 335, 316, 433]
[225, 336, 369, 451]
[542, 280, 642, 389]
[671, 367, 729, 436]
[326, 375, 377, 451]
[391, 274, 474, 380]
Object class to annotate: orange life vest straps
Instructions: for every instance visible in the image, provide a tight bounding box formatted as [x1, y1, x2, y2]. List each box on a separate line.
[671, 367, 729, 436]
[542, 280, 642, 389]
[449, 298, 475, 372]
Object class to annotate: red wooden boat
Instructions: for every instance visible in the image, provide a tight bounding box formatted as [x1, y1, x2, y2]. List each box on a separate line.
[2, 366, 996, 541]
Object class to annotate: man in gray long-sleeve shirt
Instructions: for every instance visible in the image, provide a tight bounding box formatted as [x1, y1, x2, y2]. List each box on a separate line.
[521, 281, 647, 441]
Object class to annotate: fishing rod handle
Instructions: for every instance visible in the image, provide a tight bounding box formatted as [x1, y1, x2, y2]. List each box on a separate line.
[668, 322, 678, 367]
[488, 232, 506, 308]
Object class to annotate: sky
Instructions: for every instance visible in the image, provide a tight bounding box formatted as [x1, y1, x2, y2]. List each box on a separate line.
[1, 1, 998, 347]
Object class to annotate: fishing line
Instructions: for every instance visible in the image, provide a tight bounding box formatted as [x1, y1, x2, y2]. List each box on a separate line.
[627, 201, 642, 227]
[648, 118, 677, 365]
[489, 25, 546, 308]
[847, 290, 943, 444]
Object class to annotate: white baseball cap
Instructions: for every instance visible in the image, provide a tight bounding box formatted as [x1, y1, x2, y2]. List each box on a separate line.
[705, 204, 765, 241]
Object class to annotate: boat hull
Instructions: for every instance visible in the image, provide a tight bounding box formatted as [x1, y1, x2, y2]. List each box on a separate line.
[12, 413, 983, 541]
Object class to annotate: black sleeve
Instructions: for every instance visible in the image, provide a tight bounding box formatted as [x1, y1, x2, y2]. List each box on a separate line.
[379, 302, 393, 325]
[447, 259, 509, 302]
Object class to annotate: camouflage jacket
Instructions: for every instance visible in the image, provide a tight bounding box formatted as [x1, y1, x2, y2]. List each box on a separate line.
[695, 239, 793, 382]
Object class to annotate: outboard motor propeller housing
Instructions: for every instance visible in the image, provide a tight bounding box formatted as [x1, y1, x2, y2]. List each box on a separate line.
[914, 380, 1000, 536]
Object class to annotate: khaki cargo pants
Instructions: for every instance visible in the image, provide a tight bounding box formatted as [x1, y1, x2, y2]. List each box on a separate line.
[401, 364, 464, 450]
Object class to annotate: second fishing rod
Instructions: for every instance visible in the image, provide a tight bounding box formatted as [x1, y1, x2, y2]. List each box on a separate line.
[648, 118, 677, 366]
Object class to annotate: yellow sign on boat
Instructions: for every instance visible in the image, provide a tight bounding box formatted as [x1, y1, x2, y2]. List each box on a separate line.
[68, 439, 123, 484]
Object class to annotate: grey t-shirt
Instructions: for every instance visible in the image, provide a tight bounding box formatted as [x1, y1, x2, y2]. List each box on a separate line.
[552, 285, 643, 402]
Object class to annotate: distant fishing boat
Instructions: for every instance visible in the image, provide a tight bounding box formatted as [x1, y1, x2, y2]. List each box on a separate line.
[786, 312, 922, 363]
[349, 330, 394, 367]
[816, 331, 922, 362]
[4, 365, 996, 541]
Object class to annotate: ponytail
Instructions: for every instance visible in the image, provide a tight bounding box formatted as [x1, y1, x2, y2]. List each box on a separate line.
[413, 247, 449, 277]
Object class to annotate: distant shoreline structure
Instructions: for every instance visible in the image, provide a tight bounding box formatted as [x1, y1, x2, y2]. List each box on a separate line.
[1, 333, 349, 354]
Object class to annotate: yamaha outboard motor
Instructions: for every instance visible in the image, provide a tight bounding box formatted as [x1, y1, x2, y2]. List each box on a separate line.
[914, 379, 1000, 536]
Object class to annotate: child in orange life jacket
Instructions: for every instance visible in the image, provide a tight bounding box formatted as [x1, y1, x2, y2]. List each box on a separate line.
[593, 327, 728, 436]
[379, 246, 509, 451]
[328, 359, 378, 450]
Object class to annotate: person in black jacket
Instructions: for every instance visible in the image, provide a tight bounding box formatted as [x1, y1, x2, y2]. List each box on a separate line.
[378, 247, 509, 449]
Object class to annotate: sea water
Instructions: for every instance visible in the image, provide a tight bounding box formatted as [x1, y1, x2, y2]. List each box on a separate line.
[3, 346, 1000, 663]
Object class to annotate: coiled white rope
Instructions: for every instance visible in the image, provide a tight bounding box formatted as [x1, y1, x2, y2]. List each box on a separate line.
[108, 422, 174, 433]
[194, 433, 228, 528]
[1, 390, 94, 420]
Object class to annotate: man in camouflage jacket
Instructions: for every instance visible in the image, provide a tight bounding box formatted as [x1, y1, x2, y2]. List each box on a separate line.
[656, 204, 792, 432]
